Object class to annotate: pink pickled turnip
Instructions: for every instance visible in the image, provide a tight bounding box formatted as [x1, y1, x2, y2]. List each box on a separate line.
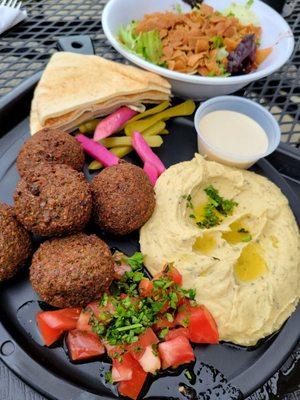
[132, 131, 166, 176]
[76, 134, 119, 167]
[143, 161, 159, 186]
[93, 107, 138, 141]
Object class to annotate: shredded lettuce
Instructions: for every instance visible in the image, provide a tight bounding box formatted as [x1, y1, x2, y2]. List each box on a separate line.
[216, 47, 229, 61]
[223, 1, 259, 26]
[118, 21, 165, 66]
[210, 35, 223, 49]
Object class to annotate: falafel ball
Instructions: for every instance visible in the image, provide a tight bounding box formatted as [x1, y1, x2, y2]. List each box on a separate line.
[0, 203, 32, 282]
[30, 233, 114, 307]
[91, 162, 155, 235]
[17, 128, 84, 176]
[14, 163, 92, 237]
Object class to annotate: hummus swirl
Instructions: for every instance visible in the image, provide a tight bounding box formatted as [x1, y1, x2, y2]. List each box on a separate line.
[140, 155, 300, 346]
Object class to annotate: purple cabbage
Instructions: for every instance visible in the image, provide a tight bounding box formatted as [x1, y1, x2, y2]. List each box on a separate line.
[227, 34, 257, 75]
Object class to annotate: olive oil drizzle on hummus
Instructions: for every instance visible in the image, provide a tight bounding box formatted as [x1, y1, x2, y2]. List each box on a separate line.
[234, 242, 268, 282]
[183, 185, 238, 229]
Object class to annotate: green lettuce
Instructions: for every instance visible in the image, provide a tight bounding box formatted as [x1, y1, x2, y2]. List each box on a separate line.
[118, 21, 165, 66]
[223, 1, 260, 26]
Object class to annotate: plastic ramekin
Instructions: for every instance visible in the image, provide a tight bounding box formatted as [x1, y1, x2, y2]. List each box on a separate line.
[194, 96, 281, 169]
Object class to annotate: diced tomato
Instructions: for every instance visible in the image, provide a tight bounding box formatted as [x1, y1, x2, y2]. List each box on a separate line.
[36, 308, 81, 346]
[158, 336, 195, 369]
[112, 352, 134, 382]
[128, 328, 159, 360]
[37, 308, 81, 331]
[36, 313, 63, 346]
[165, 327, 190, 341]
[153, 315, 176, 331]
[118, 356, 148, 400]
[66, 330, 105, 361]
[76, 310, 93, 332]
[138, 344, 161, 374]
[104, 342, 125, 359]
[154, 265, 182, 286]
[166, 265, 182, 286]
[188, 305, 219, 344]
[159, 300, 170, 314]
[114, 264, 131, 280]
[87, 300, 114, 323]
[175, 302, 219, 344]
[139, 278, 154, 297]
[174, 301, 191, 327]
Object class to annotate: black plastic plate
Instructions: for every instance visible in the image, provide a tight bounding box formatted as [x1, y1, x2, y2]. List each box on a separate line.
[0, 96, 299, 400]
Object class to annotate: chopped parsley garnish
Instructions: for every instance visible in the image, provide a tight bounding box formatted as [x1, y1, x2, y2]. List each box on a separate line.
[159, 328, 169, 339]
[184, 185, 238, 229]
[90, 253, 196, 347]
[238, 228, 252, 242]
[105, 371, 113, 384]
[184, 369, 192, 380]
[204, 185, 237, 216]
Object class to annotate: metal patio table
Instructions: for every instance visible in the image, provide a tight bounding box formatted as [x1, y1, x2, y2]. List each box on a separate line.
[0, 0, 299, 399]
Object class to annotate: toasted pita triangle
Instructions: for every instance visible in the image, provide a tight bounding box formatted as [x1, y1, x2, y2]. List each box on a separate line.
[30, 52, 171, 135]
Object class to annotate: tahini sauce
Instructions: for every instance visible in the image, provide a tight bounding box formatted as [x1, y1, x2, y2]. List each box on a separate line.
[199, 110, 268, 157]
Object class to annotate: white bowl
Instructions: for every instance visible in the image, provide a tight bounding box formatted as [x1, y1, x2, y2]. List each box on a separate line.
[102, 0, 294, 99]
[194, 96, 281, 169]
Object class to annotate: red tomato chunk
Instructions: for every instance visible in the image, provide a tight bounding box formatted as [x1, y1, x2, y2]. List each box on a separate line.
[175, 302, 219, 344]
[36, 313, 63, 346]
[158, 335, 195, 369]
[76, 310, 93, 332]
[36, 308, 81, 346]
[118, 356, 148, 400]
[66, 330, 105, 361]
[139, 278, 154, 297]
[165, 327, 190, 341]
[38, 308, 81, 330]
[167, 266, 183, 286]
[128, 327, 159, 360]
[112, 352, 134, 382]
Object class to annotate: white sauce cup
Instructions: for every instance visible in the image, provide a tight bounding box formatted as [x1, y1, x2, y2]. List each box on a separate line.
[194, 96, 281, 169]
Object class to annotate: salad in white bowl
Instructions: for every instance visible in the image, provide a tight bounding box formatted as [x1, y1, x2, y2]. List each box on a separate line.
[102, 0, 294, 98]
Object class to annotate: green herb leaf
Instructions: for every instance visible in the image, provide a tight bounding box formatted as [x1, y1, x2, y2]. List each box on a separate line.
[126, 252, 144, 270]
[242, 235, 252, 242]
[184, 369, 192, 380]
[159, 328, 169, 339]
[105, 371, 113, 384]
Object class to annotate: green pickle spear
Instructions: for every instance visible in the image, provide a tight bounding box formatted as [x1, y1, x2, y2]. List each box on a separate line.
[88, 146, 133, 170]
[142, 121, 166, 136]
[125, 100, 196, 135]
[101, 135, 163, 148]
[79, 119, 100, 134]
[125, 101, 170, 124]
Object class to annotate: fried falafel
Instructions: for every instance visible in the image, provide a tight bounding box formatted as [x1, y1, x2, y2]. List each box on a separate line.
[0, 203, 32, 282]
[17, 128, 84, 176]
[14, 163, 92, 237]
[91, 162, 155, 235]
[30, 233, 114, 307]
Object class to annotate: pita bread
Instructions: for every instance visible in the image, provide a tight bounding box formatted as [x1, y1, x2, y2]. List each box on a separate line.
[30, 52, 171, 135]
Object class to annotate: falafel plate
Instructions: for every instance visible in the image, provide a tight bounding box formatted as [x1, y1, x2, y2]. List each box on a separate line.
[0, 51, 299, 400]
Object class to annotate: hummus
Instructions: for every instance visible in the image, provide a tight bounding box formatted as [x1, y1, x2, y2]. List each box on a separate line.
[140, 155, 300, 346]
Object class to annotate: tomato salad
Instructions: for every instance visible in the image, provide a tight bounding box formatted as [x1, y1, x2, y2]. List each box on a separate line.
[36, 252, 219, 400]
